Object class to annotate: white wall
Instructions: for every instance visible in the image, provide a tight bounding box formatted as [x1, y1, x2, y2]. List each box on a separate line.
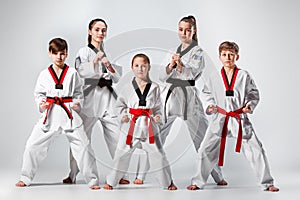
[1, 0, 299, 180]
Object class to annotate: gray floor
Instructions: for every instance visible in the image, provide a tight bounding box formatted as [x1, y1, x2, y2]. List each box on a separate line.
[3, 122, 298, 200]
[3, 140, 299, 200]
[2, 169, 298, 200]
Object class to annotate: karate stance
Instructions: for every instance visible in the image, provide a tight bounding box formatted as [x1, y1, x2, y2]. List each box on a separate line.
[103, 54, 177, 190]
[16, 38, 100, 189]
[187, 41, 279, 192]
[63, 18, 123, 184]
[159, 15, 226, 185]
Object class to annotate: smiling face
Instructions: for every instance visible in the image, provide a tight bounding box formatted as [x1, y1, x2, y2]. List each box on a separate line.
[131, 56, 150, 81]
[88, 21, 107, 45]
[178, 21, 195, 44]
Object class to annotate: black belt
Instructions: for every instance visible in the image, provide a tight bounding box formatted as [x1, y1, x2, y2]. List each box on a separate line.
[84, 78, 117, 99]
[164, 78, 195, 123]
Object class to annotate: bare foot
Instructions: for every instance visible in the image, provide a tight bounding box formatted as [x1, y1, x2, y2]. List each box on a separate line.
[90, 185, 101, 190]
[63, 177, 75, 184]
[15, 181, 26, 187]
[265, 185, 279, 192]
[217, 179, 228, 186]
[119, 178, 130, 184]
[168, 181, 177, 190]
[133, 178, 144, 185]
[187, 185, 200, 190]
[103, 183, 113, 190]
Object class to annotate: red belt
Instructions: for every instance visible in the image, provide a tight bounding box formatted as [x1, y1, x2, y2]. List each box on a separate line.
[126, 108, 154, 145]
[216, 106, 244, 166]
[43, 96, 73, 124]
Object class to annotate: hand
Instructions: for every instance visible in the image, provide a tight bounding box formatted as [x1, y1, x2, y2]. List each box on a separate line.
[153, 115, 161, 123]
[93, 51, 105, 63]
[122, 115, 130, 123]
[169, 53, 179, 68]
[96, 51, 105, 60]
[208, 105, 217, 114]
[100, 56, 110, 66]
[101, 57, 115, 73]
[172, 53, 183, 72]
[39, 101, 49, 111]
[242, 103, 251, 113]
[71, 102, 81, 112]
[166, 63, 174, 74]
[171, 53, 181, 64]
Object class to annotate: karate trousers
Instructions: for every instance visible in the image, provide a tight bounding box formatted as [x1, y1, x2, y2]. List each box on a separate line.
[19, 124, 99, 187]
[66, 111, 119, 182]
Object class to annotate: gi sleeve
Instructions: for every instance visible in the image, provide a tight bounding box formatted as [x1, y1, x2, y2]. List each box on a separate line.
[75, 48, 99, 78]
[185, 47, 205, 80]
[151, 86, 163, 118]
[114, 91, 128, 123]
[108, 63, 122, 83]
[202, 77, 216, 115]
[34, 71, 47, 113]
[159, 64, 176, 82]
[72, 71, 84, 107]
[159, 51, 176, 82]
[244, 72, 260, 113]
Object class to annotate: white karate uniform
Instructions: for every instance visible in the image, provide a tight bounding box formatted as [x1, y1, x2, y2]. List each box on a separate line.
[106, 81, 172, 188]
[66, 45, 122, 181]
[191, 67, 275, 189]
[134, 149, 150, 181]
[19, 66, 99, 187]
[159, 44, 224, 183]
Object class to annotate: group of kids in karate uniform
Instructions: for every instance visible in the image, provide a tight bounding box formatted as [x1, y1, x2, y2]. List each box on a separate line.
[15, 15, 279, 192]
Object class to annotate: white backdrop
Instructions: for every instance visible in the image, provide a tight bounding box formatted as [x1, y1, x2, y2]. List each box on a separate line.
[0, 0, 299, 184]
